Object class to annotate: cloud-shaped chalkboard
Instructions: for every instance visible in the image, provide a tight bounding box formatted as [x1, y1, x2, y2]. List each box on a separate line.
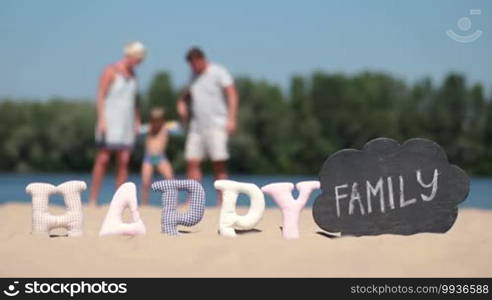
[313, 138, 469, 236]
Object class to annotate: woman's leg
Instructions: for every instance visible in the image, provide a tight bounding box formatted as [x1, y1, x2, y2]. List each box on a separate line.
[141, 162, 153, 205]
[89, 149, 112, 205]
[115, 149, 131, 187]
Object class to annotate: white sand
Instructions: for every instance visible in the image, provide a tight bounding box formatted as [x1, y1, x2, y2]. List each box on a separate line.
[0, 203, 490, 277]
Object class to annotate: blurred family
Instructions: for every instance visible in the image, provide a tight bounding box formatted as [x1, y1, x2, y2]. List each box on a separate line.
[89, 42, 238, 206]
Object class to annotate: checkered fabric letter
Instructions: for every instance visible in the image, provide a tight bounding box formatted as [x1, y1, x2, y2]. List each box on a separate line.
[26, 181, 86, 237]
[151, 179, 206, 235]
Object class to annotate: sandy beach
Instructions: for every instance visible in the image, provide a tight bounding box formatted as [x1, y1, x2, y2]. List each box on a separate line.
[0, 203, 490, 277]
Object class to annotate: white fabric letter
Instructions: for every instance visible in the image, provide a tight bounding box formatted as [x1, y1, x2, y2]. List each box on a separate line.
[26, 180, 86, 237]
[214, 180, 265, 237]
[99, 182, 146, 236]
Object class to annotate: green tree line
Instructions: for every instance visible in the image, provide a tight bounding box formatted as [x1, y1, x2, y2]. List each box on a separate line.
[1, 71, 491, 175]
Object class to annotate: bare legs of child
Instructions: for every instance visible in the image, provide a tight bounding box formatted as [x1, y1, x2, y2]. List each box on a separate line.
[141, 160, 174, 205]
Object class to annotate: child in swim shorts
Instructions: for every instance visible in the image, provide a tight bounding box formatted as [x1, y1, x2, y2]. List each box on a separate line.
[140, 108, 174, 204]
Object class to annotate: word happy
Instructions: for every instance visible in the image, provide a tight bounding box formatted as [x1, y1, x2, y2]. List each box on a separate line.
[334, 169, 439, 218]
[26, 179, 320, 240]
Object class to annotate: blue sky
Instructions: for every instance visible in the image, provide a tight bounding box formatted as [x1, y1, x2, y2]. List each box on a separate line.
[1, 0, 491, 99]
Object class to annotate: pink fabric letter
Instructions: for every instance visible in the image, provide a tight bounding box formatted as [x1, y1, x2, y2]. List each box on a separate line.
[261, 181, 320, 240]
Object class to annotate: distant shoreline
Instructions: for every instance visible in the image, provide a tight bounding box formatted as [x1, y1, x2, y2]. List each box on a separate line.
[1, 173, 491, 209]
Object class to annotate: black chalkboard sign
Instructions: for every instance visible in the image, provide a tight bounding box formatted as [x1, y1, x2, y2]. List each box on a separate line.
[313, 138, 470, 236]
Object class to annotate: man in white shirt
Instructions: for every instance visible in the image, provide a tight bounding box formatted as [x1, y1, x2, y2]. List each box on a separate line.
[177, 47, 239, 204]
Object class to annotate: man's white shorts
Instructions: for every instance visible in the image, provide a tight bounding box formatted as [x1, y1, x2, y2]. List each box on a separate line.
[185, 127, 230, 161]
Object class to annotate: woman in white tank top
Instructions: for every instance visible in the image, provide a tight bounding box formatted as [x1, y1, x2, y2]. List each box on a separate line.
[89, 42, 145, 205]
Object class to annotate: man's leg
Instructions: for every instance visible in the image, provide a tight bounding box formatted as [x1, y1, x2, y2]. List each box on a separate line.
[212, 160, 228, 205]
[208, 127, 230, 205]
[185, 131, 205, 181]
[212, 161, 228, 180]
[186, 160, 203, 181]
[183, 159, 202, 209]
[89, 149, 111, 205]
[115, 149, 131, 187]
